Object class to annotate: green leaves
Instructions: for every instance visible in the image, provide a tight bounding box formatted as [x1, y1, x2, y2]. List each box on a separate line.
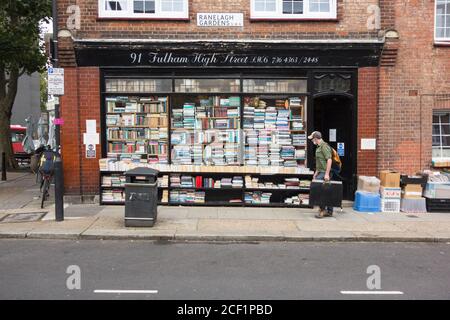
[0, 0, 51, 74]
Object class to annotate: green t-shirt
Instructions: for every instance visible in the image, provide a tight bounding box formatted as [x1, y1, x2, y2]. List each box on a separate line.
[315, 141, 332, 173]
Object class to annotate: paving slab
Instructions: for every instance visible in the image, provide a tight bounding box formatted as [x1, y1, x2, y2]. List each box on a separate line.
[0, 221, 38, 238]
[295, 220, 404, 232]
[26, 217, 98, 239]
[392, 221, 450, 234]
[197, 219, 298, 233]
[350, 231, 437, 242]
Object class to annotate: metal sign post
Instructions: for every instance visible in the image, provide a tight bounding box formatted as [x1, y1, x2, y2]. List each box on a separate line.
[51, 0, 64, 222]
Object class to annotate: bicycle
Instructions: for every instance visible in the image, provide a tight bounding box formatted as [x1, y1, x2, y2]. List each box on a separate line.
[40, 170, 53, 209]
[36, 145, 56, 209]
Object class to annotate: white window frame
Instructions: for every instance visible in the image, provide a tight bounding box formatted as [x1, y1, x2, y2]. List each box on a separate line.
[250, 0, 337, 20]
[432, 111, 450, 160]
[435, 0, 450, 42]
[98, 0, 189, 19]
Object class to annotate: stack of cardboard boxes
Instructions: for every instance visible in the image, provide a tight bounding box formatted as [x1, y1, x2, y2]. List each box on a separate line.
[354, 176, 381, 212]
[401, 175, 427, 213]
[379, 171, 401, 213]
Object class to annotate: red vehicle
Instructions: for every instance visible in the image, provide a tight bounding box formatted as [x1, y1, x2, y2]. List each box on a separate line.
[10, 125, 30, 164]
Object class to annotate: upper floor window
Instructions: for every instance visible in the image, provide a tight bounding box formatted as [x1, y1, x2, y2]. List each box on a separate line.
[99, 0, 188, 19]
[251, 0, 336, 20]
[435, 0, 450, 42]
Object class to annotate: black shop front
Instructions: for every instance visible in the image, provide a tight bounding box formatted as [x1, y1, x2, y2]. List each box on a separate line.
[74, 40, 382, 206]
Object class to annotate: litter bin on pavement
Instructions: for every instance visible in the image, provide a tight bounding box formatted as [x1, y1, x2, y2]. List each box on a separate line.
[124, 167, 159, 227]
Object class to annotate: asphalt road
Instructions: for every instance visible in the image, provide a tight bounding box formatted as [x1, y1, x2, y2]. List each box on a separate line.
[0, 240, 449, 300]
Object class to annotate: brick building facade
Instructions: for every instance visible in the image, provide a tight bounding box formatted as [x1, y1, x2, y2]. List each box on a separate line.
[54, 0, 449, 202]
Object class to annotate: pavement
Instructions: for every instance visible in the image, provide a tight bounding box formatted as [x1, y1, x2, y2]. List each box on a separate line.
[1, 172, 450, 242]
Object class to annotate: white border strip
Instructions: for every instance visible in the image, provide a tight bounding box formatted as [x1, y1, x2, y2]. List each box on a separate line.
[341, 291, 404, 295]
[94, 290, 158, 294]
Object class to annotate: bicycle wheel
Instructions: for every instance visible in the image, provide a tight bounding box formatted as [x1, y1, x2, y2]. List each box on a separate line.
[41, 178, 50, 209]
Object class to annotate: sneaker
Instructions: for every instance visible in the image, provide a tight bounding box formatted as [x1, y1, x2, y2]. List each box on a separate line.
[315, 210, 326, 219]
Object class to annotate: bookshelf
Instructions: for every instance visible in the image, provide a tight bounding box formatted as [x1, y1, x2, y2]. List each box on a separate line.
[105, 96, 169, 165]
[100, 170, 313, 207]
[101, 77, 312, 208]
[170, 95, 241, 166]
[243, 96, 307, 168]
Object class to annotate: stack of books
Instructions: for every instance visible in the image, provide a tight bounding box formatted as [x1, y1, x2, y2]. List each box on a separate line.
[170, 190, 205, 203]
[172, 146, 192, 164]
[183, 103, 195, 129]
[265, 107, 277, 129]
[220, 177, 233, 188]
[180, 175, 194, 188]
[244, 191, 272, 204]
[292, 134, 306, 146]
[254, 109, 266, 129]
[232, 176, 244, 188]
[243, 106, 255, 128]
[276, 109, 290, 130]
[170, 175, 181, 188]
[158, 175, 169, 188]
[289, 97, 302, 107]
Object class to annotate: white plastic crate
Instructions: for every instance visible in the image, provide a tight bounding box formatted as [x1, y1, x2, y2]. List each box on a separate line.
[381, 199, 401, 213]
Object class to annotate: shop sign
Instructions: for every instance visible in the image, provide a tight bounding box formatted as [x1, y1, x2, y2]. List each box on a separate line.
[86, 144, 96, 159]
[129, 51, 320, 67]
[197, 13, 244, 27]
[337, 143, 345, 157]
[48, 68, 64, 96]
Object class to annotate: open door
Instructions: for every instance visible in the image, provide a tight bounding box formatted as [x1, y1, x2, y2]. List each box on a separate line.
[311, 95, 355, 200]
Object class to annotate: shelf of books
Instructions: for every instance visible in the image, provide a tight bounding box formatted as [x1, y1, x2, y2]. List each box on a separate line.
[170, 95, 241, 166]
[99, 165, 313, 207]
[100, 78, 312, 207]
[243, 96, 306, 167]
[106, 96, 169, 165]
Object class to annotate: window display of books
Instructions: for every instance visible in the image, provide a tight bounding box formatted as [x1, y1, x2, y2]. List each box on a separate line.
[171, 96, 241, 166]
[106, 96, 169, 164]
[243, 96, 306, 167]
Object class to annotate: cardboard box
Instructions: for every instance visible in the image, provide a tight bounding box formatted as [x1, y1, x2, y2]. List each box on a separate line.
[380, 186, 401, 199]
[357, 176, 380, 193]
[380, 170, 401, 188]
[402, 184, 423, 199]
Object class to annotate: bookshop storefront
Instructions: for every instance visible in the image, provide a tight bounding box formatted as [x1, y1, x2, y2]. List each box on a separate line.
[74, 40, 382, 206]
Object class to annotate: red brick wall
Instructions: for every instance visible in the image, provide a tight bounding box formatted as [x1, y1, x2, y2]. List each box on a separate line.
[60, 67, 101, 196]
[56, 0, 379, 40]
[60, 68, 81, 195]
[357, 67, 378, 176]
[377, 0, 450, 175]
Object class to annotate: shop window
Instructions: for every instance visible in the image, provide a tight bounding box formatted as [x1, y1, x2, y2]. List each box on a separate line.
[251, 0, 336, 20]
[174, 79, 241, 93]
[105, 79, 172, 92]
[98, 0, 188, 19]
[435, 0, 450, 42]
[432, 111, 450, 159]
[243, 79, 307, 93]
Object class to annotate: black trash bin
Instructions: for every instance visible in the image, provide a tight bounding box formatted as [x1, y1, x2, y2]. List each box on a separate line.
[124, 167, 159, 227]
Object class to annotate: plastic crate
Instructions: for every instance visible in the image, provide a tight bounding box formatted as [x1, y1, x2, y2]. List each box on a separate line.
[401, 198, 427, 213]
[425, 197, 450, 213]
[353, 191, 381, 212]
[381, 199, 400, 213]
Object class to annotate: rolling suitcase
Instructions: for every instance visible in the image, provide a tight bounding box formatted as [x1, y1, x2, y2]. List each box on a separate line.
[309, 180, 343, 208]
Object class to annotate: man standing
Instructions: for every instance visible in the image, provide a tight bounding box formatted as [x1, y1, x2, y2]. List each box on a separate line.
[308, 131, 334, 218]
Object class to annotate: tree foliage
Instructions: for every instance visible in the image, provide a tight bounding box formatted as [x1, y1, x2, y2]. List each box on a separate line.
[0, 0, 51, 168]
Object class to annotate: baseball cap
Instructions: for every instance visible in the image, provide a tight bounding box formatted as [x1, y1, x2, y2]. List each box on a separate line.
[308, 131, 322, 140]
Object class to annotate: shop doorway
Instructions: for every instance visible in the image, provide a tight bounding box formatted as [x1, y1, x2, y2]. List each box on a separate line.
[311, 95, 356, 200]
